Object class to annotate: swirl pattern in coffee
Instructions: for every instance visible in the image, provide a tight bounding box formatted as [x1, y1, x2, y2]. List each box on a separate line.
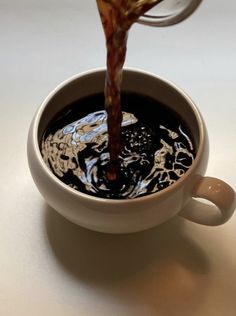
[41, 92, 195, 199]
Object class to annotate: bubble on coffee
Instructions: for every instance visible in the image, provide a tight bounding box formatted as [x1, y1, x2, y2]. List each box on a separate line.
[41, 93, 195, 199]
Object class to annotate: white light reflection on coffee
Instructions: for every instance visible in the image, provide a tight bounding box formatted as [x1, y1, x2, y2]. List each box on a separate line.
[41, 110, 194, 199]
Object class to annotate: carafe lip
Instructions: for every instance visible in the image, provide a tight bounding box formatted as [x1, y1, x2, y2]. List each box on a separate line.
[137, 0, 203, 27]
[31, 67, 206, 205]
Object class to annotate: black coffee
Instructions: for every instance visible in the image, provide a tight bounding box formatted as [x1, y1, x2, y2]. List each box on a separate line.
[41, 92, 196, 199]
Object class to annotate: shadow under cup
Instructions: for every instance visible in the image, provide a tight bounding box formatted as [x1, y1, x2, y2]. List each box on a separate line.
[29, 68, 211, 233]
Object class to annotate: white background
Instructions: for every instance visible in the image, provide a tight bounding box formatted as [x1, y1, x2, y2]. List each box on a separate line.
[0, 1, 236, 315]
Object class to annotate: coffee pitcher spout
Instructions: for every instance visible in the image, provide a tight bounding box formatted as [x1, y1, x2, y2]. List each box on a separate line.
[138, 0, 203, 27]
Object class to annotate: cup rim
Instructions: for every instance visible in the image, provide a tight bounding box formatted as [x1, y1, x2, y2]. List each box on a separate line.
[32, 67, 205, 204]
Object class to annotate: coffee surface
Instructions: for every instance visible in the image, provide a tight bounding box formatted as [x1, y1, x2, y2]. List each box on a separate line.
[41, 92, 195, 199]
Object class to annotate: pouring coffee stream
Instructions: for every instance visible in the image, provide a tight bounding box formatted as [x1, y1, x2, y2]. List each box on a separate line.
[96, 0, 202, 181]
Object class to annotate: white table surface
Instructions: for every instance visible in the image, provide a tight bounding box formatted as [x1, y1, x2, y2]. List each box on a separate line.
[1, 1, 236, 315]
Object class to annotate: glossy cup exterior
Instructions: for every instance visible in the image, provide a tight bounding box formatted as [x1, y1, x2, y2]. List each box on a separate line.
[27, 69, 235, 233]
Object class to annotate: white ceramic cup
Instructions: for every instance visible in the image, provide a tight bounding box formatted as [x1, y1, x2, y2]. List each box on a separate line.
[27, 69, 236, 233]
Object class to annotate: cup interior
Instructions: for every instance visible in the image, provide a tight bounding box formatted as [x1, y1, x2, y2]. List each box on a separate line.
[37, 69, 201, 159]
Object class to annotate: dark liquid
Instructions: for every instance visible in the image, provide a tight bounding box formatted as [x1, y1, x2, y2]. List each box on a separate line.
[41, 92, 196, 199]
[96, 0, 163, 180]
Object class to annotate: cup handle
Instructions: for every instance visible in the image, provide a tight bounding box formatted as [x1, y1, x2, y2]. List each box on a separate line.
[179, 177, 236, 226]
